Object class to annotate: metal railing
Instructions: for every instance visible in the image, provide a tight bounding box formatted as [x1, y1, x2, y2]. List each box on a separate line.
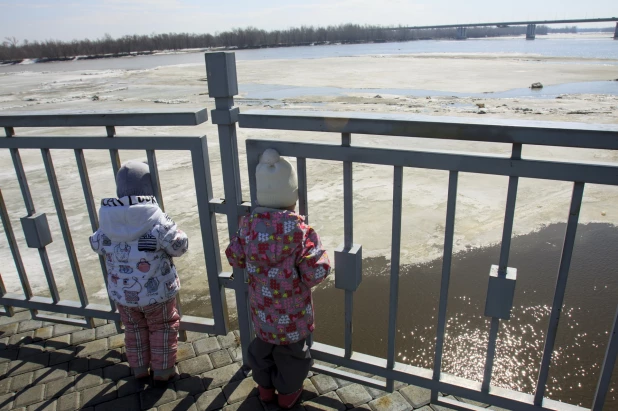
[0, 52, 617, 411]
[0, 109, 231, 339]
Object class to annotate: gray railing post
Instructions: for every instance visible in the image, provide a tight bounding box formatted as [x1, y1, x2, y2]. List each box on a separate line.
[205, 52, 252, 366]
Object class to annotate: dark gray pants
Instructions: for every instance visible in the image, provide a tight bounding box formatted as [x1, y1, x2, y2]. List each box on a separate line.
[247, 337, 313, 394]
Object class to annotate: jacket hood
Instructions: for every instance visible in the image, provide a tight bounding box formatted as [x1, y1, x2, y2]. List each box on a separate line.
[99, 196, 163, 242]
[248, 207, 305, 266]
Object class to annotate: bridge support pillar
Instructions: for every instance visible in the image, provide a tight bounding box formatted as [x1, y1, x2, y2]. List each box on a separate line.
[614, 22, 618, 39]
[526, 24, 537, 40]
[456, 27, 468, 40]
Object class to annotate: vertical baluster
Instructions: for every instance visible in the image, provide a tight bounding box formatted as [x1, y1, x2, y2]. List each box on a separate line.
[482, 143, 521, 391]
[146, 150, 165, 210]
[75, 149, 120, 330]
[107, 126, 121, 176]
[386, 166, 403, 392]
[534, 182, 585, 405]
[592, 305, 618, 411]
[41, 149, 92, 327]
[5, 127, 43, 316]
[342, 132, 354, 358]
[297, 157, 308, 223]
[432, 170, 458, 402]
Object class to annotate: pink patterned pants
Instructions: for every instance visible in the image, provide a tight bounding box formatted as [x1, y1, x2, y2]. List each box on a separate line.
[117, 298, 180, 371]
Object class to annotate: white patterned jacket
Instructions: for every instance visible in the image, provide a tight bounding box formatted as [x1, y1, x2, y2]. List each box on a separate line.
[89, 195, 188, 307]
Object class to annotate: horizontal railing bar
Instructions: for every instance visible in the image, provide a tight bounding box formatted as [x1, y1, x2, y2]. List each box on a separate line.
[208, 199, 252, 215]
[33, 314, 92, 328]
[246, 140, 618, 186]
[310, 342, 586, 411]
[239, 110, 618, 150]
[0, 136, 203, 151]
[0, 109, 208, 127]
[0, 294, 216, 332]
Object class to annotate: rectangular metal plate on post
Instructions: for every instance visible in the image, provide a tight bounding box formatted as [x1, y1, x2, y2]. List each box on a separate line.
[334, 243, 363, 291]
[20, 213, 53, 248]
[484, 265, 517, 320]
[211, 107, 240, 125]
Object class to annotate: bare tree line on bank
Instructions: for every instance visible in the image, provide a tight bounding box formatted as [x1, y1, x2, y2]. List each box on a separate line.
[0, 23, 604, 64]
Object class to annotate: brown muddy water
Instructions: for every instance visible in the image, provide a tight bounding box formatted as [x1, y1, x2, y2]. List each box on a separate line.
[309, 222, 618, 409]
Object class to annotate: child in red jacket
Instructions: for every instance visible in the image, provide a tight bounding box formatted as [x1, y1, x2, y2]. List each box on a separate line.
[226, 149, 331, 409]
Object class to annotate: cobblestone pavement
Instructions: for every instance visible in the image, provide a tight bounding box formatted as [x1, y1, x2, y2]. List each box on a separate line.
[0, 309, 506, 411]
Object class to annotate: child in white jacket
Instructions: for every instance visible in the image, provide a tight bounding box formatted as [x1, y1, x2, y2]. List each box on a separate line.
[89, 160, 188, 383]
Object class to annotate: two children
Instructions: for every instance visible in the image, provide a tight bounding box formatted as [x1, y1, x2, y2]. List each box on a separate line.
[89, 160, 188, 383]
[92, 150, 329, 408]
[226, 149, 331, 408]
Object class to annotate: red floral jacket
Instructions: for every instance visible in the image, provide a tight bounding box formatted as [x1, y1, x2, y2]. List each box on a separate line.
[225, 208, 331, 345]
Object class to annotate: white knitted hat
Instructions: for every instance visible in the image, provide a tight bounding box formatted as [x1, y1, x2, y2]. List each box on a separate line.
[256, 149, 298, 209]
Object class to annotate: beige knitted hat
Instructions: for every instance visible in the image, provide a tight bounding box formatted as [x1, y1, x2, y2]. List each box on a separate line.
[256, 149, 298, 209]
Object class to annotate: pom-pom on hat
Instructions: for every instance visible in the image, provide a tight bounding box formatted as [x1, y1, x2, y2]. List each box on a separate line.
[256, 149, 298, 209]
[116, 160, 154, 198]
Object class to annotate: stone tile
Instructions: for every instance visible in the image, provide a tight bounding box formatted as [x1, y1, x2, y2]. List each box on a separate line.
[301, 379, 319, 402]
[217, 332, 238, 349]
[0, 349, 18, 364]
[0, 337, 8, 350]
[48, 348, 76, 366]
[76, 339, 108, 358]
[336, 384, 372, 408]
[176, 343, 196, 362]
[103, 362, 131, 381]
[178, 354, 213, 377]
[0, 322, 19, 337]
[175, 376, 205, 397]
[158, 395, 197, 411]
[14, 385, 45, 407]
[223, 378, 258, 404]
[310, 374, 339, 394]
[93, 393, 140, 411]
[107, 335, 124, 350]
[18, 344, 46, 360]
[67, 357, 89, 375]
[201, 362, 243, 390]
[209, 349, 233, 368]
[228, 347, 242, 363]
[0, 362, 7, 377]
[10, 332, 35, 347]
[332, 368, 372, 389]
[45, 336, 71, 351]
[70, 329, 95, 346]
[0, 378, 10, 395]
[368, 392, 412, 411]
[33, 327, 54, 341]
[92, 319, 107, 327]
[455, 396, 488, 408]
[350, 406, 371, 410]
[193, 337, 220, 356]
[184, 331, 208, 343]
[7, 353, 49, 376]
[56, 392, 80, 411]
[51, 325, 81, 339]
[140, 387, 177, 409]
[75, 369, 103, 391]
[88, 348, 123, 370]
[18, 321, 43, 334]
[429, 397, 458, 411]
[33, 364, 68, 384]
[11, 372, 34, 391]
[45, 376, 75, 399]
[26, 399, 57, 411]
[94, 325, 118, 340]
[0, 393, 14, 411]
[116, 376, 148, 398]
[364, 376, 406, 399]
[194, 388, 226, 411]
[399, 385, 430, 408]
[303, 391, 346, 411]
[80, 383, 117, 408]
[221, 396, 264, 411]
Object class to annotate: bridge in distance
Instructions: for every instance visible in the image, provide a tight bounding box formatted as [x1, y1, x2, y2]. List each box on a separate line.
[386, 17, 618, 40]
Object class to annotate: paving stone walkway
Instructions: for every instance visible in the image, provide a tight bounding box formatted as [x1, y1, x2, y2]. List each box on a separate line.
[0, 309, 507, 411]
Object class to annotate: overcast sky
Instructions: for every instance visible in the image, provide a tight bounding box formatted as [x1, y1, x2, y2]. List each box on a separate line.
[1, 0, 616, 43]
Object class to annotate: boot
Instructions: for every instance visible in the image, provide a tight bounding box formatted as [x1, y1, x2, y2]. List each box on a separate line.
[258, 386, 275, 403]
[278, 388, 302, 409]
